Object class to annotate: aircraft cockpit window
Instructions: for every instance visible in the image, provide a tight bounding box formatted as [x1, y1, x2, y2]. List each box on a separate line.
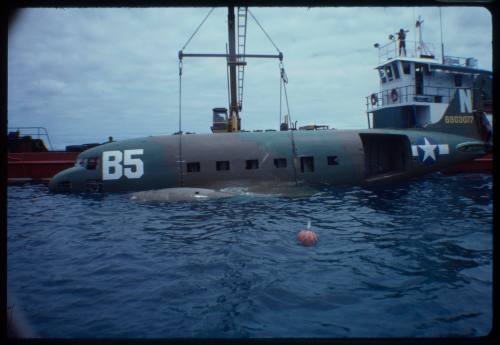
[379, 68, 387, 83]
[187, 162, 201, 172]
[392, 62, 400, 79]
[402, 61, 411, 74]
[385, 65, 393, 81]
[216, 161, 230, 171]
[274, 158, 287, 168]
[327, 156, 339, 165]
[245, 159, 259, 170]
[76, 157, 99, 170]
[300, 156, 314, 173]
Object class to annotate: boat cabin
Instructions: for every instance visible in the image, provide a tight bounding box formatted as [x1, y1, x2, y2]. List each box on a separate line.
[366, 19, 492, 130]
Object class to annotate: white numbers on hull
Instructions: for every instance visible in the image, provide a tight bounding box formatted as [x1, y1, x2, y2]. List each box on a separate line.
[102, 149, 144, 180]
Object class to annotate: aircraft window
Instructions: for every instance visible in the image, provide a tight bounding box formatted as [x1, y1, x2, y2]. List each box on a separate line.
[378, 68, 387, 83]
[300, 156, 314, 173]
[77, 157, 99, 170]
[392, 62, 400, 79]
[327, 156, 339, 165]
[245, 159, 259, 170]
[385, 65, 393, 81]
[274, 158, 287, 168]
[454, 74, 463, 87]
[187, 162, 200, 172]
[216, 161, 230, 171]
[402, 61, 411, 74]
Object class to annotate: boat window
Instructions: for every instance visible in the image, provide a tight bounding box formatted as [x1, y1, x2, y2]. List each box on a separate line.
[327, 156, 339, 165]
[454, 74, 463, 87]
[245, 159, 259, 170]
[402, 61, 411, 74]
[187, 162, 200, 172]
[274, 158, 287, 168]
[300, 156, 314, 173]
[378, 68, 387, 84]
[392, 62, 400, 79]
[216, 161, 230, 171]
[385, 65, 393, 81]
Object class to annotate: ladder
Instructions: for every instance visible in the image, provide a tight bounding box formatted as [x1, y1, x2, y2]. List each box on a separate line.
[236, 7, 248, 111]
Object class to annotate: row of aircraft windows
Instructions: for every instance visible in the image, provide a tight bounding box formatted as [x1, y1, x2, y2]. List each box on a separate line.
[186, 156, 339, 173]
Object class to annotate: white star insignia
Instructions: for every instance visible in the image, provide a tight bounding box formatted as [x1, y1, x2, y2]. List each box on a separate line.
[418, 137, 437, 162]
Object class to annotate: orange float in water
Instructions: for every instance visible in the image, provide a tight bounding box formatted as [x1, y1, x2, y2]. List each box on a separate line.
[297, 221, 318, 246]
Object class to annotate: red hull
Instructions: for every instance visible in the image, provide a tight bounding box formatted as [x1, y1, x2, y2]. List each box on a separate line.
[441, 153, 493, 174]
[8, 152, 79, 184]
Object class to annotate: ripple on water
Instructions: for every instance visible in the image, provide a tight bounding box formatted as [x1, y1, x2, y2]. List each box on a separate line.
[7, 174, 493, 338]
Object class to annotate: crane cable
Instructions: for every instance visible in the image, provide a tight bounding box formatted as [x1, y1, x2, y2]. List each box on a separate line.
[181, 7, 216, 51]
[177, 8, 218, 187]
[279, 61, 298, 186]
[178, 59, 184, 187]
[248, 9, 282, 54]
[177, 7, 216, 187]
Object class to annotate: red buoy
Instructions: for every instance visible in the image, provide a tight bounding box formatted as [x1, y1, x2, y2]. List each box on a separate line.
[297, 230, 318, 246]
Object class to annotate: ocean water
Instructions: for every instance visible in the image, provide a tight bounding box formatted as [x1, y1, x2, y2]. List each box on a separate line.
[7, 173, 493, 339]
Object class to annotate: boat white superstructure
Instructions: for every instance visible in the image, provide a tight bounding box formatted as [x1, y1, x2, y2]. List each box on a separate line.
[366, 17, 492, 130]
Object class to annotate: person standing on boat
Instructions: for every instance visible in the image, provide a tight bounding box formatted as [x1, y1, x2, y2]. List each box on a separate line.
[397, 28, 409, 56]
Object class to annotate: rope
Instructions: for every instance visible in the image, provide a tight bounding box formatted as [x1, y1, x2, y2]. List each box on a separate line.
[181, 7, 216, 51]
[178, 60, 184, 187]
[248, 9, 281, 53]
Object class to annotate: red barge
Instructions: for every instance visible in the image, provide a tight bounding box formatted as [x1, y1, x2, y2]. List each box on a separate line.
[8, 127, 103, 185]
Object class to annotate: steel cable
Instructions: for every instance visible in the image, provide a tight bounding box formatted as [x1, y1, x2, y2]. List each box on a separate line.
[248, 9, 282, 54]
[181, 7, 216, 51]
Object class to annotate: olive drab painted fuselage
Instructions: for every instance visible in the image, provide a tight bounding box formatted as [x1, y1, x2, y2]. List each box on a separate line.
[48, 123, 489, 193]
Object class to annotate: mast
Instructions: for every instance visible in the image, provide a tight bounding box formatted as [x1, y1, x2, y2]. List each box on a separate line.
[439, 8, 445, 64]
[227, 6, 240, 132]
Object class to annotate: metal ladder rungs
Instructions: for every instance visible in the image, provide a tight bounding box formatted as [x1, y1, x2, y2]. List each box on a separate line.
[236, 6, 248, 112]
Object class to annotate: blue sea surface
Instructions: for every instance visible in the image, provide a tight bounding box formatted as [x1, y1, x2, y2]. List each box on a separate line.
[7, 173, 493, 338]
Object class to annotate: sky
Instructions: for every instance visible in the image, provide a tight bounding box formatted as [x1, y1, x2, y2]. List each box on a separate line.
[8, 6, 492, 149]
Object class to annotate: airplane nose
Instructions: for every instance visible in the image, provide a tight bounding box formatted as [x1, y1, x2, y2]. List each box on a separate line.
[49, 167, 87, 193]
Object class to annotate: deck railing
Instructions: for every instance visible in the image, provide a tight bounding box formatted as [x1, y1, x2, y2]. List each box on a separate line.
[377, 40, 437, 63]
[366, 85, 470, 112]
[7, 127, 54, 150]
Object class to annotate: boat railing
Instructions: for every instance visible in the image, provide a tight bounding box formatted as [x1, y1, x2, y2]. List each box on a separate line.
[377, 40, 437, 63]
[443, 55, 478, 68]
[7, 126, 54, 150]
[366, 85, 473, 111]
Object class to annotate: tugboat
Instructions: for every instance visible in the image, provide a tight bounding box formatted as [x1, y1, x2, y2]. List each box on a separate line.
[366, 16, 492, 173]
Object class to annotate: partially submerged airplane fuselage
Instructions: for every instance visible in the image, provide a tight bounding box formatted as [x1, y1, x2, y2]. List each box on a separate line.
[49, 109, 490, 193]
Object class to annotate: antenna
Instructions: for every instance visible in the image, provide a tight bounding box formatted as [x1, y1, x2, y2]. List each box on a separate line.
[415, 15, 432, 57]
[413, 8, 416, 55]
[439, 7, 445, 64]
